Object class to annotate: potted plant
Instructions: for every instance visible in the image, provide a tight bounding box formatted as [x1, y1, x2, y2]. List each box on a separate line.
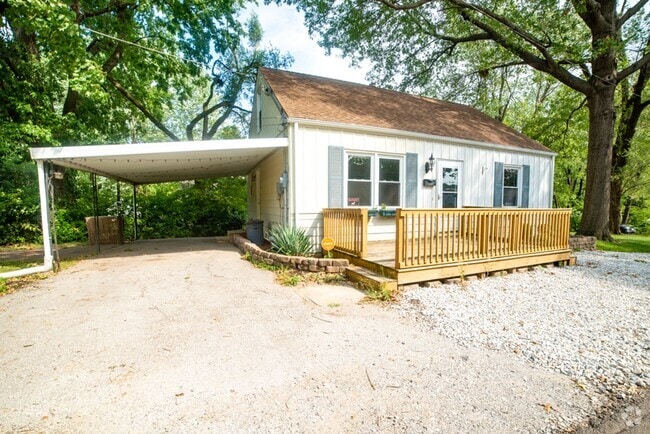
[379, 203, 396, 217]
[367, 207, 379, 217]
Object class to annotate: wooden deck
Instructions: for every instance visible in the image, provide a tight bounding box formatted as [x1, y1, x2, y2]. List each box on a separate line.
[324, 208, 573, 287]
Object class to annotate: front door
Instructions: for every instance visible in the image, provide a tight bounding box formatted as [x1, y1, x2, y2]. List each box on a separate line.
[438, 161, 462, 208]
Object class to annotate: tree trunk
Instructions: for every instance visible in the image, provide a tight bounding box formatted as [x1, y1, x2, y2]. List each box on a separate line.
[578, 87, 616, 239]
[608, 63, 649, 234]
[609, 177, 622, 234]
[622, 197, 632, 225]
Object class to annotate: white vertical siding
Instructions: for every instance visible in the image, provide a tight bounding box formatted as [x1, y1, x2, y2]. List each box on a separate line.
[249, 77, 287, 139]
[290, 124, 554, 241]
[255, 149, 286, 230]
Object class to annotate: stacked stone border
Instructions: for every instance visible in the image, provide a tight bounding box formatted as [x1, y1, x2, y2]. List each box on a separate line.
[569, 235, 596, 251]
[229, 232, 349, 273]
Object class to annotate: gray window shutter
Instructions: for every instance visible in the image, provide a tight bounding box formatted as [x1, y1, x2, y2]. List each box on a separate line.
[405, 153, 418, 208]
[493, 161, 504, 207]
[521, 164, 530, 208]
[328, 146, 344, 207]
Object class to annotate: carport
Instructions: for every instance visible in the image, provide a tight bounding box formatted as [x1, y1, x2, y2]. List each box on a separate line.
[12, 138, 288, 278]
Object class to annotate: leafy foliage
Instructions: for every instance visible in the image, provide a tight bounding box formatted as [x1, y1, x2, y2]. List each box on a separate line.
[136, 177, 247, 239]
[267, 224, 313, 256]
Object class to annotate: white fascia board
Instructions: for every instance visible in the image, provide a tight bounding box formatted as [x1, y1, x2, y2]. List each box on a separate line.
[286, 118, 556, 157]
[29, 138, 288, 161]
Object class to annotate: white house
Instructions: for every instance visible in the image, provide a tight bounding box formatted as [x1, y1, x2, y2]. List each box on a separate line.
[248, 68, 555, 243]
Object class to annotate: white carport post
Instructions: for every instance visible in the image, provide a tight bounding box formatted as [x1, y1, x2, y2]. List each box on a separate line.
[36, 160, 53, 268]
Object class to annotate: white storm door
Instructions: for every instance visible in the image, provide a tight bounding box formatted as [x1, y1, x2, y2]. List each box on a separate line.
[438, 161, 462, 208]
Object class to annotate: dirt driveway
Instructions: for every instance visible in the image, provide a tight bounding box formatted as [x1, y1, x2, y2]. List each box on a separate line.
[0, 238, 596, 432]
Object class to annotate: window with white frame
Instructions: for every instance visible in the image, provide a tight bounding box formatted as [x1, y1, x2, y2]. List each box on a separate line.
[346, 153, 402, 207]
[503, 166, 522, 207]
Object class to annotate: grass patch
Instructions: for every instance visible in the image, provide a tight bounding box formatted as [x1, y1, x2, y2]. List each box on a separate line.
[243, 252, 348, 287]
[0, 258, 81, 297]
[596, 234, 650, 253]
[356, 281, 395, 302]
[0, 260, 41, 273]
[0, 242, 86, 252]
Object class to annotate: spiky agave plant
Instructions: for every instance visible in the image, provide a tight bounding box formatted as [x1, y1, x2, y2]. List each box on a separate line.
[268, 225, 313, 256]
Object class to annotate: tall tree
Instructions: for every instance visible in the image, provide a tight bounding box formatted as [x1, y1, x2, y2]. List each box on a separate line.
[1, 1, 290, 145]
[610, 62, 649, 232]
[278, 0, 650, 239]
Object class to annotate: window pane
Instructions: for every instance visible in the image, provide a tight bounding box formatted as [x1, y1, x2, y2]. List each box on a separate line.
[378, 183, 400, 206]
[442, 192, 457, 208]
[348, 181, 371, 206]
[503, 187, 518, 206]
[442, 167, 458, 192]
[348, 156, 371, 180]
[504, 168, 519, 187]
[379, 158, 400, 182]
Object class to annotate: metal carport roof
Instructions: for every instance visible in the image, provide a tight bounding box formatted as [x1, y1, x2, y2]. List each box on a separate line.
[29, 138, 288, 184]
[3, 138, 288, 279]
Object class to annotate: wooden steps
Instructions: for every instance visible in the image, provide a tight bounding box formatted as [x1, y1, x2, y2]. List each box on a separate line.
[345, 264, 398, 293]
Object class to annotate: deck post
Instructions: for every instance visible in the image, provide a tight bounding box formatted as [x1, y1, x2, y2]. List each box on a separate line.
[36, 160, 53, 268]
[395, 209, 404, 268]
[360, 208, 368, 258]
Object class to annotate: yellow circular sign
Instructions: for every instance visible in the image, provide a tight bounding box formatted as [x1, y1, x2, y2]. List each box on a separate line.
[321, 237, 335, 251]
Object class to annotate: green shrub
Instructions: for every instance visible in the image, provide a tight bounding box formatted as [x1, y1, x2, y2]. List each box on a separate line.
[268, 225, 313, 256]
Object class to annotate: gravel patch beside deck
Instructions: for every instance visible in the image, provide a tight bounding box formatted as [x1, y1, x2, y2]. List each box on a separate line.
[398, 251, 650, 429]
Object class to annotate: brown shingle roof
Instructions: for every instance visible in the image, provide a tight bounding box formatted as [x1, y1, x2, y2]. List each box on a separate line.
[260, 68, 551, 153]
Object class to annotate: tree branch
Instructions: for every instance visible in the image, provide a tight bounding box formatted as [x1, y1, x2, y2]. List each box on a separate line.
[186, 101, 230, 141]
[74, 1, 137, 24]
[376, 0, 435, 10]
[617, 48, 650, 82]
[102, 42, 125, 73]
[454, 7, 592, 94]
[453, 0, 557, 63]
[106, 75, 180, 141]
[205, 105, 234, 140]
[618, 0, 649, 27]
[381, 0, 592, 94]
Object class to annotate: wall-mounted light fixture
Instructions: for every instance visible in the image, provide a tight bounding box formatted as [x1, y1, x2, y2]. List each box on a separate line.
[424, 154, 435, 174]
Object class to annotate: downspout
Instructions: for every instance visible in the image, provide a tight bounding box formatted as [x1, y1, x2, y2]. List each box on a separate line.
[550, 155, 556, 208]
[283, 146, 289, 226]
[2, 160, 55, 278]
[290, 121, 298, 227]
[91, 173, 101, 254]
[132, 184, 138, 240]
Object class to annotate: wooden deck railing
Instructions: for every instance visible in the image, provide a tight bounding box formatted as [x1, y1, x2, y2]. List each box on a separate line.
[323, 208, 368, 258]
[396, 208, 571, 269]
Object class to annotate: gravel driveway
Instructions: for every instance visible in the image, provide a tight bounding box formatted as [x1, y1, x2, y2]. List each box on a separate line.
[0, 238, 646, 432]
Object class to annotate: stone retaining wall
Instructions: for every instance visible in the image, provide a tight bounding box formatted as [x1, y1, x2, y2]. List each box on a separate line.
[231, 233, 349, 273]
[569, 235, 596, 251]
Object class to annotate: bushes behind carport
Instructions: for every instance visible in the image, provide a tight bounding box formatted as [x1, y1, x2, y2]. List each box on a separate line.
[46, 173, 248, 243]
